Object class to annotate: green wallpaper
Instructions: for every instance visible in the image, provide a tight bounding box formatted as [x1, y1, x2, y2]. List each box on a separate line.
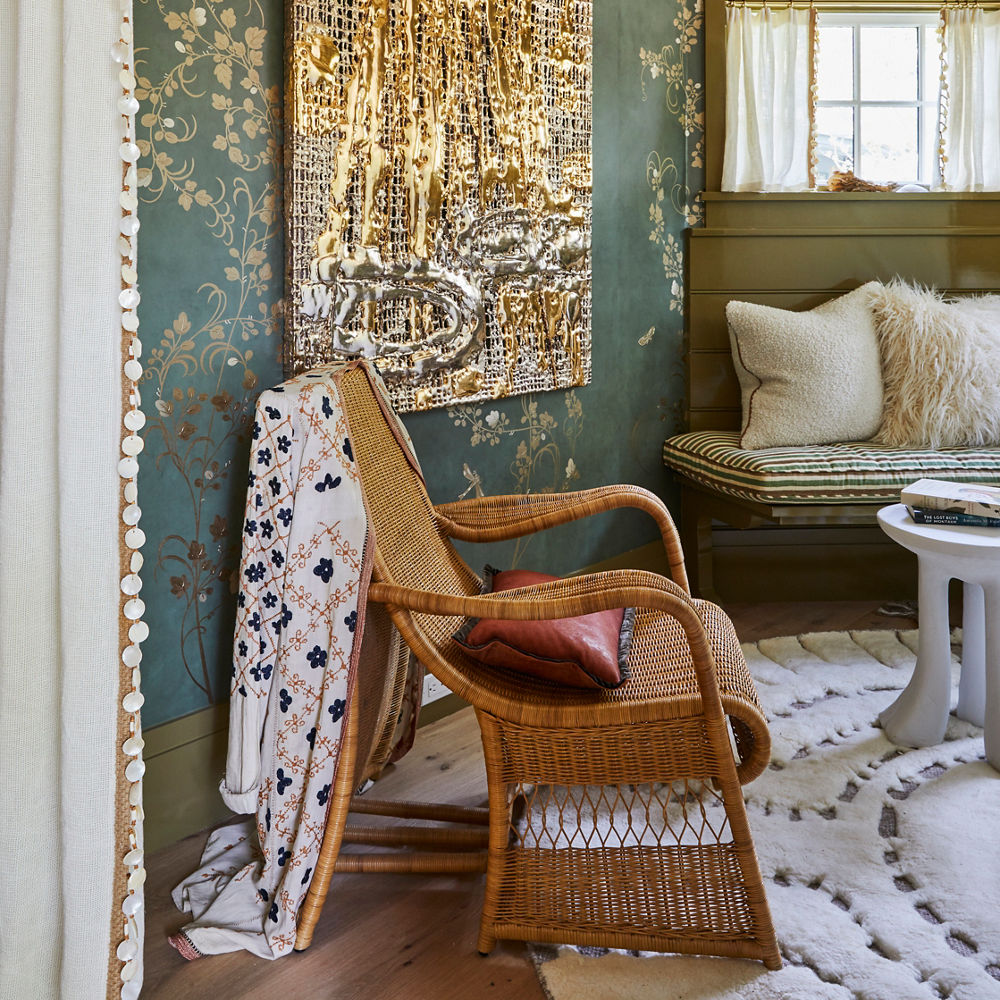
[136, 0, 704, 728]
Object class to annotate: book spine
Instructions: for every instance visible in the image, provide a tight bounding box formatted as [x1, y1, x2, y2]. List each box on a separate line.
[900, 491, 1000, 519]
[908, 506, 1000, 528]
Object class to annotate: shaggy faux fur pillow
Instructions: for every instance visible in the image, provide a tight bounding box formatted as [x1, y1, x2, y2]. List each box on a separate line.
[871, 281, 1000, 449]
[727, 283, 884, 449]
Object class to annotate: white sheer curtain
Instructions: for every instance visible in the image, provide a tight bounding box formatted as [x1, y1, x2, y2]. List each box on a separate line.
[0, 1, 145, 998]
[942, 6, 1000, 191]
[722, 4, 814, 192]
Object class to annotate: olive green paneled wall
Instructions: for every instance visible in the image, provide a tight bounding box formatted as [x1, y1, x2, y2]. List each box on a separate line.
[136, 0, 704, 728]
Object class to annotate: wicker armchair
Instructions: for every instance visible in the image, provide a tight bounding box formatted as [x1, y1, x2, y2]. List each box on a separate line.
[294, 363, 780, 969]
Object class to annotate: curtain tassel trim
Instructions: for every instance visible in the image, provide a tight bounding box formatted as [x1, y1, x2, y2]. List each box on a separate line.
[112, 0, 148, 997]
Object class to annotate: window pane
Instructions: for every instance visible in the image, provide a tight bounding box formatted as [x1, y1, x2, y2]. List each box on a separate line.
[815, 106, 854, 185]
[859, 107, 919, 182]
[817, 26, 854, 102]
[860, 26, 918, 101]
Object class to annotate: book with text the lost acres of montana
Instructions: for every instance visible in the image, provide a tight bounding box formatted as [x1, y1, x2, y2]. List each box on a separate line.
[900, 478, 1000, 518]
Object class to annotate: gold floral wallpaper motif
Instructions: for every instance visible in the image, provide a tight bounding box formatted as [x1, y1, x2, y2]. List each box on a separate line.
[135, 0, 284, 719]
[284, 0, 593, 412]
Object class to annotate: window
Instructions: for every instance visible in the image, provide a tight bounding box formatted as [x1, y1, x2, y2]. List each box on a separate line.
[814, 12, 941, 188]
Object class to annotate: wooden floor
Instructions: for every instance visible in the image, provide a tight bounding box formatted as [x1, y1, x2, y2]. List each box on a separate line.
[143, 599, 919, 1000]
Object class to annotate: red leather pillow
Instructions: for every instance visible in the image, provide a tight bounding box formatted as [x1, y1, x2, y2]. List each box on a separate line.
[452, 567, 634, 689]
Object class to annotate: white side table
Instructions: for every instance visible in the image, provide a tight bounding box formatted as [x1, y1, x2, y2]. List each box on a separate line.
[877, 503, 1000, 770]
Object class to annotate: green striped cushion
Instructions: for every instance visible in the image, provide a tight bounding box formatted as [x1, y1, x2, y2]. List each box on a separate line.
[663, 431, 1000, 504]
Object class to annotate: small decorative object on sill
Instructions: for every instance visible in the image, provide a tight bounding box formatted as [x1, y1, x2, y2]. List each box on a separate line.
[826, 170, 898, 192]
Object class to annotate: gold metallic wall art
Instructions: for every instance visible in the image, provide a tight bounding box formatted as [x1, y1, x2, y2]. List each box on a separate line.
[285, 0, 592, 411]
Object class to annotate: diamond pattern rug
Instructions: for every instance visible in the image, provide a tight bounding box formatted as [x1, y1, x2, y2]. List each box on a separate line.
[533, 630, 1000, 1000]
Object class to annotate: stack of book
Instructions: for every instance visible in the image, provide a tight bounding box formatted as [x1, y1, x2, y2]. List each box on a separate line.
[901, 478, 1000, 528]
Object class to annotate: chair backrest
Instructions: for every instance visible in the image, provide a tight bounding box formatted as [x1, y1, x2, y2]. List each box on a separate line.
[338, 363, 487, 701]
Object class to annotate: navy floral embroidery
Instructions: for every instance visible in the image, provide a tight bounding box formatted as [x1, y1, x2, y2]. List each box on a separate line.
[263, 590, 278, 609]
[315, 472, 341, 492]
[237, 591, 246, 608]
[249, 611, 262, 633]
[245, 561, 266, 583]
[265, 806, 271, 831]
[238, 639, 248, 657]
[269, 901, 279, 923]
[259, 638, 267, 654]
[279, 689, 292, 713]
[305, 726, 317, 748]
[265, 405, 280, 420]
[321, 396, 333, 418]
[277, 435, 291, 454]
[268, 476, 281, 497]
[252, 420, 261, 440]
[344, 610, 357, 633]
[247, 470, 254, 487]
[277, 846, 290, 867]
[301, 867, 313, 886]
[306, 645, 327, 669]
[257, 447, 272, 466]
[238, 683, 247, 697]
[328, 698, 345, 723]
[277, 507, 292, 527]
[244, 518, 257, 536]
[314, 557, 334, 583]
[270, 550, 285, 568]
[249, 663, 273, 683]
[276, 767, 292, 793]
[343, 438, 353, 462]
[259, 888, 269, 903]
[260, 519, 274, 540]
[255, 493, 263, 509]
[317, 783, 331, 807]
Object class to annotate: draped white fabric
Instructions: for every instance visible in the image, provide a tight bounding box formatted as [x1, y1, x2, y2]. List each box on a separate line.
[722, 4, 813, 192]
[0, 1, 135, 997]
[942, 7, 1000, 192]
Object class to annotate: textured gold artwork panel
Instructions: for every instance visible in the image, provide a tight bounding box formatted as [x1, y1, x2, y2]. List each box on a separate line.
[285, 0, 592, 412]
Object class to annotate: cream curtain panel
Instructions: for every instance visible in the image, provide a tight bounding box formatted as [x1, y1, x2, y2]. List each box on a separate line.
[942, 6, 1000, 191]
[0, 1, 146, 998]
[722, 4, 814, 192]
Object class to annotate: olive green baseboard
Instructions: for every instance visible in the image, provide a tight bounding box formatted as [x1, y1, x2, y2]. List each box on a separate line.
[143, 702, 233, 854]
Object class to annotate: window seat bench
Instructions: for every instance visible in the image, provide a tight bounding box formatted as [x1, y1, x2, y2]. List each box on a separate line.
[663, 431, 1000, 599]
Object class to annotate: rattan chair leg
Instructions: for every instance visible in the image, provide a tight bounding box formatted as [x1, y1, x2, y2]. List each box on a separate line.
[715, 769, 782, 969]
[295, 697, 360, 951]
[475, 709, 509, 956]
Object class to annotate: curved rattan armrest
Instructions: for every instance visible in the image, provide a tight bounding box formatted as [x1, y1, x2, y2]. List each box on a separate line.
[433, 486, 689, 594]
[368, 568, 727, 715]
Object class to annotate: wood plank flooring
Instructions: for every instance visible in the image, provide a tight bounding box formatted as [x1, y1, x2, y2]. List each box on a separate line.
[142, 599, 918, 1000]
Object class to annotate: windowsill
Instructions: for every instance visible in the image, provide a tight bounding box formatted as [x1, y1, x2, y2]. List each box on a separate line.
[703, 190, 1000, 201]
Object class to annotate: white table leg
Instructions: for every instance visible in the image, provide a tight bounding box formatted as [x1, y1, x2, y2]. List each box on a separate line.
[880, 561, 953, 747]
[957, 582, 986, 727]
[984, 586, 1000, 772]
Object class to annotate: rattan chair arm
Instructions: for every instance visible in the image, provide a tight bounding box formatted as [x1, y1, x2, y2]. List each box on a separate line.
[370, 568, 693, 623]
[368, 569, 726, 722]
[433, 486, 689, 594]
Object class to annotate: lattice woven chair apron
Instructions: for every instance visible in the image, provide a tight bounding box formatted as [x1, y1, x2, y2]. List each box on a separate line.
[294, 362, 781, 969]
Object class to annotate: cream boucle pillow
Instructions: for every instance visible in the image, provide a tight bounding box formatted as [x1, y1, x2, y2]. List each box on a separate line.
[871, 280, 1000, 449]
[727, 283, 884, 450]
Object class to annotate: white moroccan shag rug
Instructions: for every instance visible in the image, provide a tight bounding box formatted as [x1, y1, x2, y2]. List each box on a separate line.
[533, 630, 1000, 1000]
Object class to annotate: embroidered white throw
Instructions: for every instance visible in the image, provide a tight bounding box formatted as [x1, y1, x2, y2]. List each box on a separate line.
[170, 361, 420, 959]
